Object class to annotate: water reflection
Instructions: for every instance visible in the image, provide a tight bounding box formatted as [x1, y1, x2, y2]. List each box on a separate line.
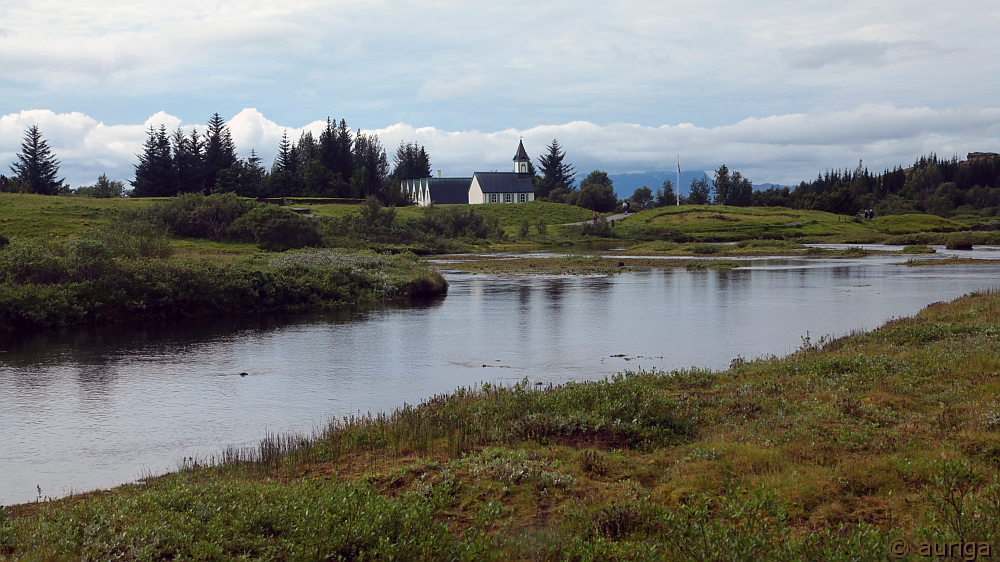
[1, 258, 999, 504]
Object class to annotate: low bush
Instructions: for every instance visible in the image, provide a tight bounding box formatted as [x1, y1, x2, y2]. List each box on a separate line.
[133, 192, 258, 240]
[946, 232, 975, 250]
[228, 205, 321, 250]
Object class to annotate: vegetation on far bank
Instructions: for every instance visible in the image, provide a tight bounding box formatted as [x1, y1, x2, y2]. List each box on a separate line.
[0, 235, 445, 333]
[436, 254, 741, 276]
[4, 289, 1000, 559]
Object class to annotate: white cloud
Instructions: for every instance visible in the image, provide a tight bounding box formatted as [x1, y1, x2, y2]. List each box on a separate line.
[5, 105, 997, 188]
[416, 75, 491, 102]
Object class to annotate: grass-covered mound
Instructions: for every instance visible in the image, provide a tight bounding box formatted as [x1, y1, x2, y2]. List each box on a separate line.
[0, 236, 446, 332]
[5, 290, 1000, 559]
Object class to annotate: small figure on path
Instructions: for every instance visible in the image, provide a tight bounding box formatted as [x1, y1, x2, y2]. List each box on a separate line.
[592, 211, 598, 222]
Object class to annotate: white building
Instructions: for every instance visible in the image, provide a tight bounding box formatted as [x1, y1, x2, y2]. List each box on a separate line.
[401, 140, 535, 206]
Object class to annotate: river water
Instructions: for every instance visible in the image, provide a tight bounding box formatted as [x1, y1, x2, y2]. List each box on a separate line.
[2, 248, 999, 505]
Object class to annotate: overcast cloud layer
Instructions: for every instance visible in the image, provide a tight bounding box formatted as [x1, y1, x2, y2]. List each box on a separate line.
[1, 0, 998, 187]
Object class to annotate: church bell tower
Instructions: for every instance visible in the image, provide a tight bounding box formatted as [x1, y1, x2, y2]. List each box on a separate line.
[513, 139, 530, 178]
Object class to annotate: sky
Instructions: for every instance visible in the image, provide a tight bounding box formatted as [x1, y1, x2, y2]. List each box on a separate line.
[1, 0, 999, 188]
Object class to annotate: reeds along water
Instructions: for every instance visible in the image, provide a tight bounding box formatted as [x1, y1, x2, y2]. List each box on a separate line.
[173, 374, 696, 481]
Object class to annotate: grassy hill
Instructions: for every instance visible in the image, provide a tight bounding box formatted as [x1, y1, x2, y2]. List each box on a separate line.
[617, 205, 969, 241]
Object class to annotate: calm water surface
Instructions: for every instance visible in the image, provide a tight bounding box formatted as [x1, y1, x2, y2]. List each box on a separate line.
[2, 253, 999, 505]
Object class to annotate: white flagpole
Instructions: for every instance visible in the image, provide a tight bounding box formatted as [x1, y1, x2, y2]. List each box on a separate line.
[676, 156, 681, 206]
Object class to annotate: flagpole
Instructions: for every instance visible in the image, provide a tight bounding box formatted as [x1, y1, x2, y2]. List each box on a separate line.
[676, 156, 681, 206]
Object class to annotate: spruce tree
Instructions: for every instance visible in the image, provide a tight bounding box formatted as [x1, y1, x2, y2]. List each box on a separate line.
[132, 125, 175, 197]
[204, 113, 237, 194]
[392, 141, 432, 181]
[10, 125, 65, 195]
[172, 127, 204, 193]
[536, 139, 576, 200]
[353, 132, 390, 201]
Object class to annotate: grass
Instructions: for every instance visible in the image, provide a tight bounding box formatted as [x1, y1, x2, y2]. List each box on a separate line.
[619, 205, 872, 240]
[435, 254, 743, 275]
[6, 289, 1000, 558]
[0, 193, 155, 240]
[901, 257, 1000, 267]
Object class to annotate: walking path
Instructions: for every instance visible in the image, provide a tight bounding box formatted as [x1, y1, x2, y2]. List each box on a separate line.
[567, 212, 630, 226]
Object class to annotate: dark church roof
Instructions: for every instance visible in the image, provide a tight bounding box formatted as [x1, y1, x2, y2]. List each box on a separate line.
[513, 139, 530, 161]
[473, 172, 534, 193]
[428, 177, 472, 204]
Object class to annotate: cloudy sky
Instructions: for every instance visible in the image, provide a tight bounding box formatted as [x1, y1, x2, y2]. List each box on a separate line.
[1, 0, 999, 188]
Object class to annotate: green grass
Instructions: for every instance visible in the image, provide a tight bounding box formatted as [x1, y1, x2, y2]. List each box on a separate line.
[871, 214, 964, 235]
[308, 201, 593, 229]
[7, 290, 1000, 558]
[620, 205, 872, 240]
[0, 193, 155, 240]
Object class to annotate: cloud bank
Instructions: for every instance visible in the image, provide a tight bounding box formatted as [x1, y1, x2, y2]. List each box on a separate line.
[3, 105, 999, 189]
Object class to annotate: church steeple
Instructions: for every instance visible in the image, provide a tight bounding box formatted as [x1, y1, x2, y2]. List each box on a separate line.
[513, 139, 530, 177]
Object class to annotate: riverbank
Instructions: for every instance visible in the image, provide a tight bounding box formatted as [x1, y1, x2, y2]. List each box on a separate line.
[3, 287, 999, 559]
[0, 242, 446, 332]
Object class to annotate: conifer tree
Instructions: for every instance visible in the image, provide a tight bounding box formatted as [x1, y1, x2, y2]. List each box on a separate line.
[204, 113, 237, 194]
[237, 149, 267, 197]
[132, 125, 175, 197]
[10, 125, 65, 195]
[352, 132, 390, 201]
[392, 141, 432, 181]
[536, 139, 576, 200]
[172, 127, 204, 193]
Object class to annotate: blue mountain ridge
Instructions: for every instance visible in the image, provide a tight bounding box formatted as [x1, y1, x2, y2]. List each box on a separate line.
[605, 171, 709, 199]
[604, 172, 794, 199]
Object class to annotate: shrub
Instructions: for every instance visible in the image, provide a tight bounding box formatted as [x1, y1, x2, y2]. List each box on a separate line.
[689, 243, 719, 255]
[229, 205, 322, 250]
[579, 216, 612, 237]
[0, 239, 70, 284]
[80, 219, 173, 258]
[519, 219, 531, 238]
[946, 232, 975, 250]
[138, 193, 258, 240]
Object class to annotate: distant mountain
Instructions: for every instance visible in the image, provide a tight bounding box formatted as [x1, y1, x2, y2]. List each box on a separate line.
[607, 170, 710, 199]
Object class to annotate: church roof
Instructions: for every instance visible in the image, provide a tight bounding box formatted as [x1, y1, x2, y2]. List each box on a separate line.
[513, 139, 530, 161]
[427, 177, 472, 204]
[473, 172, 534, 193]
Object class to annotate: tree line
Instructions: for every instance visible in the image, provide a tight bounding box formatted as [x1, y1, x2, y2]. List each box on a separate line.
[131, 114, 428, 205]
[4, 120, 999, 219]
[749, 153, 1000, 216]
[0, 116, 431, 206]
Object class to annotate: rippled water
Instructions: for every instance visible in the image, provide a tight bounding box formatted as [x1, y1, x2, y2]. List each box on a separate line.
[2, 254, 999, 505]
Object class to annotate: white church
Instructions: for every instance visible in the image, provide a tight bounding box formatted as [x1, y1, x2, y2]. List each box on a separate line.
[401, 140, 536, 206]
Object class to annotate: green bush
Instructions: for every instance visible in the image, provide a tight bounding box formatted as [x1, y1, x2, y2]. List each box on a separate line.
[946, 232, 975, 250]
[0, 239, 70, 284]
[136, 193, 258, 240]
[689, 243, 719, 255]
[228, 205, 321, 250]
[79, 219, 173, 258]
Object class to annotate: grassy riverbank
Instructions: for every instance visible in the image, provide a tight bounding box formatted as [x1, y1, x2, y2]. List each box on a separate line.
[0, 240, 446, 332]
[4, 289, 1000, 559]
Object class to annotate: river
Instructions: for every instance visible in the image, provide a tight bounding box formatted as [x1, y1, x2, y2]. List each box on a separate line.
[1, 248, 999, 505]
